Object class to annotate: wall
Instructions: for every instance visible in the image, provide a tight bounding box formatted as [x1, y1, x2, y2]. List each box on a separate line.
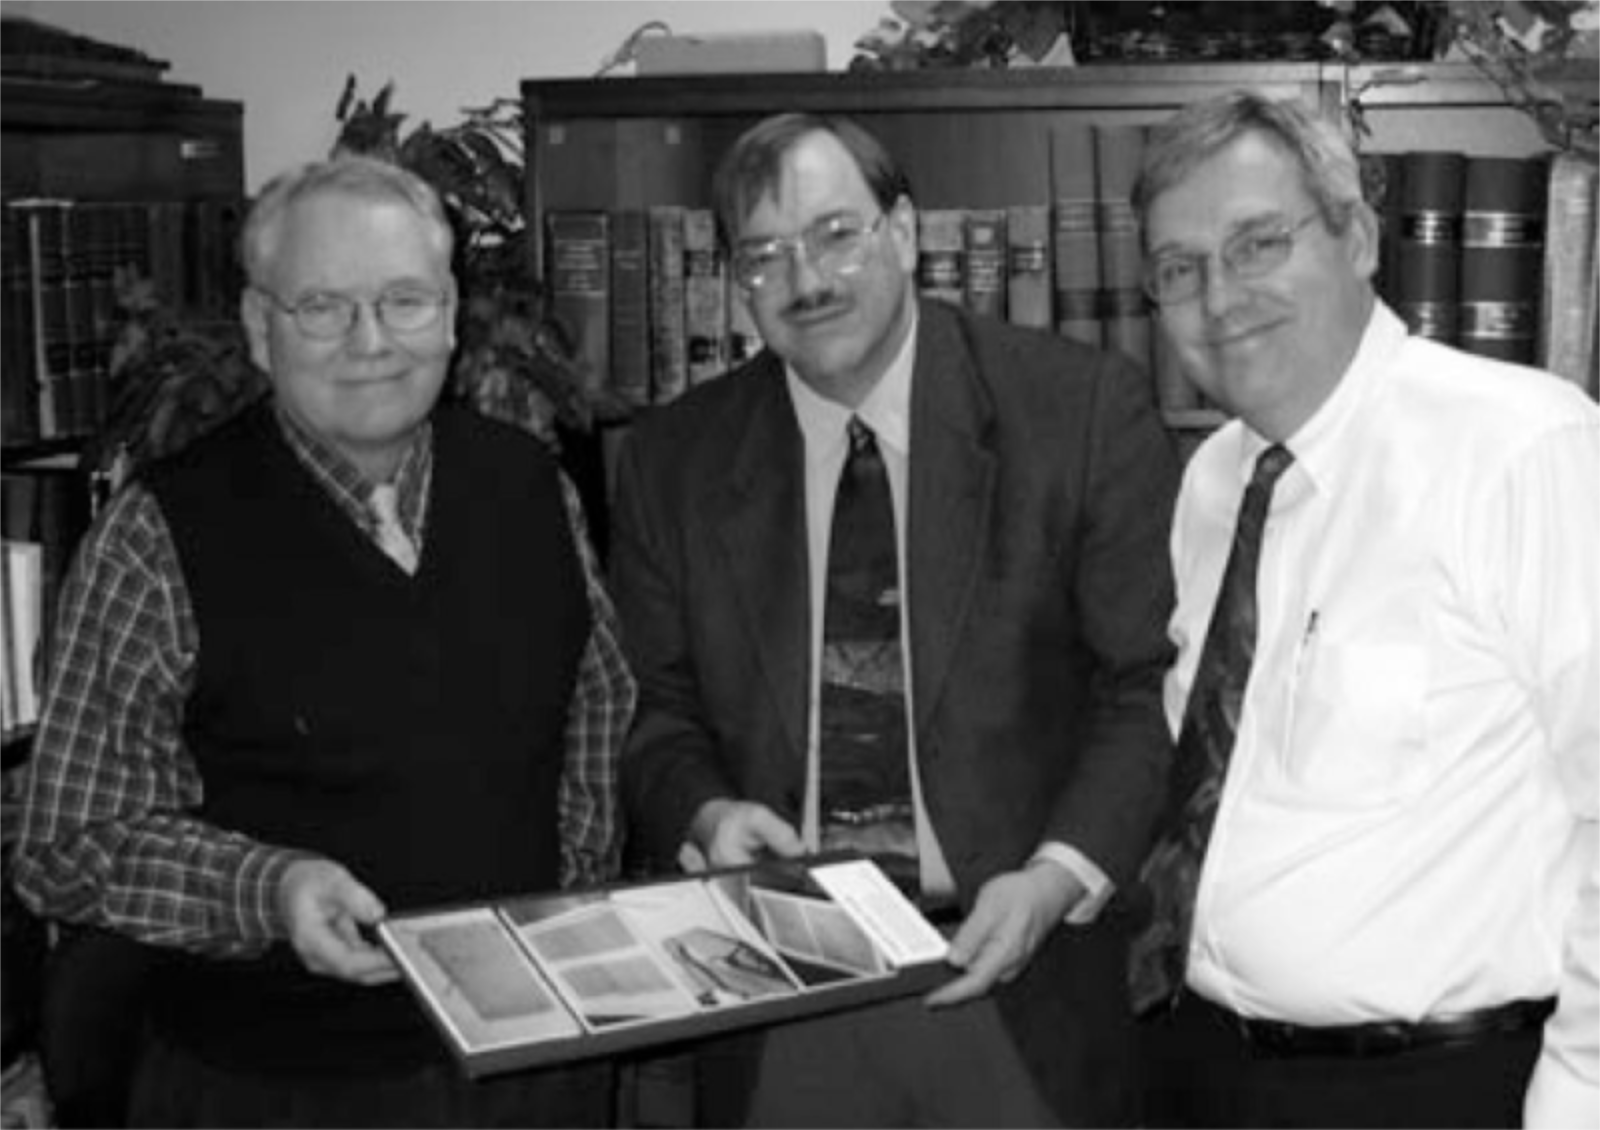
[8, 1, 884, 190]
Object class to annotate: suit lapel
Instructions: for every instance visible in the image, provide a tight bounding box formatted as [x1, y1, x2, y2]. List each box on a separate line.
[711, 363, 811, 762]
[908, 306, 996, 734]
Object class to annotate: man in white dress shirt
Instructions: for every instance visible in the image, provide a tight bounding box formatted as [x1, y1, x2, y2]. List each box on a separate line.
[1132, 89, 1598, 1128]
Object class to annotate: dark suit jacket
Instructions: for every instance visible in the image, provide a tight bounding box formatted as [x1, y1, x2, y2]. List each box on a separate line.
[611, 300, 1178, 1125]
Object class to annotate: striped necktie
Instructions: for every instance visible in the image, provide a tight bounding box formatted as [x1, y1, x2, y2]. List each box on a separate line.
[1128, 443, 1294, 1013]
[818, 416, 917, 895]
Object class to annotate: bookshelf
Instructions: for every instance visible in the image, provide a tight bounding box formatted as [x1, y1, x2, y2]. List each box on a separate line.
[521, 60, 1596, 448]
[1, 50, 245, 750]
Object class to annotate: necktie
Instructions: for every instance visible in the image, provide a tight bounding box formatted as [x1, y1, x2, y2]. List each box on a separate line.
[369, 482, 419, 575]
[1129, 443, 1294, 1013]
[818, 417, 917, 894]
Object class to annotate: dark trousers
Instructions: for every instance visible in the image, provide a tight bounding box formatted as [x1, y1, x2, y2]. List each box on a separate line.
[1139, 992, 1543, 1129]
[740, 994, 1058, 1129]
[128, 1026, 614, 1128]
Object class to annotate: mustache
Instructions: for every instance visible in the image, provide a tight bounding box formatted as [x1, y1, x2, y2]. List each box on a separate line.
[782, 288, 846, 317]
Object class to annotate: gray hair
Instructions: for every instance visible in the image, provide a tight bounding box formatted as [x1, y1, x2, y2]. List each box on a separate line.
[240, 155, 454, 287]
[1134, 90, 1364, 236]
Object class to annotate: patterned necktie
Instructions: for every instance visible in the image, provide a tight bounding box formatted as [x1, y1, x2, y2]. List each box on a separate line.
[1129, 443, 1294, 1013]
[818, 417, 917, 894]
[369, 482, 419, 575]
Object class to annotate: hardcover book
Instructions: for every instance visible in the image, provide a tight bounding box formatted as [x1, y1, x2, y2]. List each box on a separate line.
[683, 208, 729, 386]
[379, 855, 951, 1078]
[915, 209, 966, 309]
[1538, 153, 1599, 396]
[962, 209, 1008, 321]
[726, 287, 763, 367]
[546, 210, 611, 401]
[1394, 151, 1467, 345]
[1092, 124, 1151, 374]
[1048, 121, 1102, 348]
[609, 208, 652, 408]
[647, 205, 688, 404]
[1459, 155, 1547, 364]
[1005, 204, 1052, 331]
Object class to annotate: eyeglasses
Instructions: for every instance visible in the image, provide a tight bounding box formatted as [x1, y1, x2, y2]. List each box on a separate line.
[1142, 213, 1323, 306]
[255, 285, 451, 341]
[732, 211, 888, 293]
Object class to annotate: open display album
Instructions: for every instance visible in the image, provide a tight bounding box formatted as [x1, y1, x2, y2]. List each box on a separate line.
[377, 855, 953, 1077]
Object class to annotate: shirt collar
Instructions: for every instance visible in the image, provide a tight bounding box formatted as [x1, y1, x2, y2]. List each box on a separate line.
[785, 308, 917, 460]
[1238, 301, 1405, 496]
[272, 403, 433, 533]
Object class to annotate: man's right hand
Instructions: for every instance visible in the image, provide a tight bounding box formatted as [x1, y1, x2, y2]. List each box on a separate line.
[687, 799, 805, 869]
[276, 858, 397, 986]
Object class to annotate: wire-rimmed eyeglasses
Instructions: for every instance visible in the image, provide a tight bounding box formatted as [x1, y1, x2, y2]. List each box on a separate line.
[254, 285, 452, 341]
[1142, 213, 1323, 306]
[732, 211, 888, 293]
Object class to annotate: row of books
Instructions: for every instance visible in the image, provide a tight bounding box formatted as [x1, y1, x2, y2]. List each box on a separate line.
[547, 128, 1597, 416]
[546, 207, 761, 412]
[1378, 148, 1596, 397]
[1, 195, 245, 446]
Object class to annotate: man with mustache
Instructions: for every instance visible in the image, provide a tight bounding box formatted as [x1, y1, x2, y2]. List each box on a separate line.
[611, 112, 1180, 1126]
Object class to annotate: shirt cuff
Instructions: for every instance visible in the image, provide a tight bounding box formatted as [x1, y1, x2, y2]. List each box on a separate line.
[1029, 841, 1115, 925]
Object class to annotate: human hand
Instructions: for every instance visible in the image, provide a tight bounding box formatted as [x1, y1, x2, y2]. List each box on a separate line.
[925, 859, 1082, 1008]
[276, 858, 397, 986]
[688, 799, 805, 869]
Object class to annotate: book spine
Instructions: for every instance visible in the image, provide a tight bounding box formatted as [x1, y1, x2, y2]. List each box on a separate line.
[727, 287, 763, 368]
[146, 201, 187, 311]
[1394, 151, 1466, 345]
[683, 208, 729, 386]
[1093, 124, 1151, 376]
[915, 209, 965, 308]
[1459, 155, 1548, 365]
[962, 208, 1007, 321]
[60, 203, 99, 436]
[1538, 153, 1599, 396]
[1005, 204, 1052, 331]
[22, 201, 70, 439]
[546, 209, 611, 401]
[1049, 122, 1102, 347]
[185, 199, 244, 321]
[1361, 152, 1405, 306]
[2, 204, 40, 446]
[647, 205, 688, 405]
[82, 203, 120, 430]
[608, 208, 652, 409]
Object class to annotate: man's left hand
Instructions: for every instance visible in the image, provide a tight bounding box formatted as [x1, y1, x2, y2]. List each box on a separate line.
[924, 859, 1083, 1008]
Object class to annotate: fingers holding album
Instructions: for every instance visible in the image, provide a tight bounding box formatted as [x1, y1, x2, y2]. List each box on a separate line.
[276, 856, 398, 985]
[690, 798, 806, 868]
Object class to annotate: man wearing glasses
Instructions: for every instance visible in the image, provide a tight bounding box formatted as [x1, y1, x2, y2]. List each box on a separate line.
[611, 112, 1180, 1125]
[12, 156, 634, 1126]
[1131, 91, 1598, 1127]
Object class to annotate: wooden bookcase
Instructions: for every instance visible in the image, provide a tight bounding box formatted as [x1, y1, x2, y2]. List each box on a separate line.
[1, 68, 244, 754]
[520, 62, 1587, 432]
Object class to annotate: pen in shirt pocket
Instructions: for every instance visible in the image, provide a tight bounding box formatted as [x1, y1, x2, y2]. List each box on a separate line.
[1284, 610, 1321, 748]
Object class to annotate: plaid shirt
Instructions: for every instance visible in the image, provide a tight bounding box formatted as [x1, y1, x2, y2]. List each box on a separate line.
[11, 408, 635, 957]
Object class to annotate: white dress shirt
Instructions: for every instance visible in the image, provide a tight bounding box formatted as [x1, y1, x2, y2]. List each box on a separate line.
[785, 308, 1111, 918]
[1171, 302, 1599, 1128]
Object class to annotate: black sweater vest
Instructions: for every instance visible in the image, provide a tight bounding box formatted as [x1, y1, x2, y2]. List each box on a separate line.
[142, 402, 589, 1073]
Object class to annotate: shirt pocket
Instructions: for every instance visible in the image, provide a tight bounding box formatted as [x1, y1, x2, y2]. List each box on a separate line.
[1283, 640, 1429, 799]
